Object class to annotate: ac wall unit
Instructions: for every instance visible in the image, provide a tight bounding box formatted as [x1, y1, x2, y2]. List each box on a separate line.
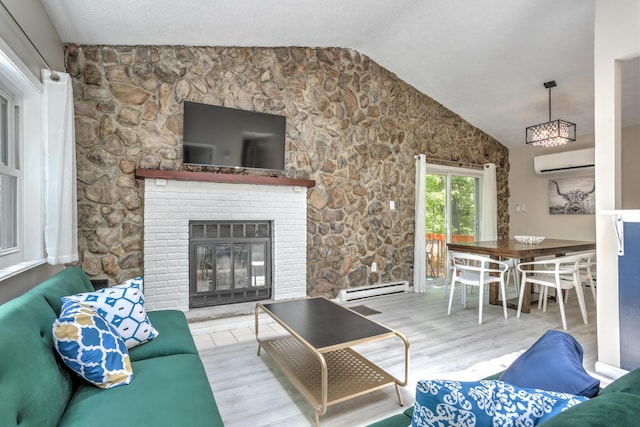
[533, 148, 595, 175]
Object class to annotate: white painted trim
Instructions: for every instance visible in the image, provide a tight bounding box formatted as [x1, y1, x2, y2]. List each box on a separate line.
[595, 361, 629, 381]
[600, 209, 640, 222]
[0, 36, 42, 93]
[0, 258, 46, 281]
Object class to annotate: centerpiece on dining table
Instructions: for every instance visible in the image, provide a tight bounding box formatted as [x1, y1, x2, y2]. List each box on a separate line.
[514, 235, 546, 245]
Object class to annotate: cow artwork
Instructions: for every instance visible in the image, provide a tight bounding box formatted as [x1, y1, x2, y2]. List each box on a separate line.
[548, 177, 596, 215]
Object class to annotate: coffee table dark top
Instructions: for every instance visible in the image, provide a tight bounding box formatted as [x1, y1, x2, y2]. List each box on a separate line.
[260, 297, 394, 352]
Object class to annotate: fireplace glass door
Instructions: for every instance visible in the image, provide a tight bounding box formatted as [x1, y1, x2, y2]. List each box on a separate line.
[190, 221, 271, 307]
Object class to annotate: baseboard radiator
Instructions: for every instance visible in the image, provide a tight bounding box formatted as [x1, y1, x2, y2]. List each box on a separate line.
[338, 281, 409, 302]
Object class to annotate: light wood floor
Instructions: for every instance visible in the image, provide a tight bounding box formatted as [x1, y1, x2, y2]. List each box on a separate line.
[196, 283, 603, 427]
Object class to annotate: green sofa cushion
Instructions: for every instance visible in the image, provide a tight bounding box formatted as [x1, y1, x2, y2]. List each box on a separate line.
[58, 353, 223, 427]
[26, 267, 94, 315]
[367, 407, 414, 427]
[599, 368, 640, 396]
[0, 294, 74, 427]
[537, 392, 640, 426]
[128, 310, 198, 362]
[367, 412, 412, 427]
[403, 406, 415, 418]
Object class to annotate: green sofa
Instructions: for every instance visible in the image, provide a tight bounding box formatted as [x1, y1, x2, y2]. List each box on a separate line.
[0, 267, 224, 427]
[368, 369, 640, 426]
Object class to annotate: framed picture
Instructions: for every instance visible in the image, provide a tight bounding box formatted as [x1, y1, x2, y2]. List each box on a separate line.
[548, 176, 595, 215]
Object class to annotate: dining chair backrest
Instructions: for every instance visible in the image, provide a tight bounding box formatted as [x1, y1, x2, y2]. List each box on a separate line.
[447, 251, 509, 325]
[577, 251, 597, 303]
[578, 251, 596, 263]
[577, 251, 597, 276]
[451, 252, 508, 277]
[516, 253, 587, 330]
[516, 253, 583, 276]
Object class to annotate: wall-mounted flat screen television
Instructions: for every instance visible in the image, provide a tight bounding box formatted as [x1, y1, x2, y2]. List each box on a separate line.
[183, 101, 286, 171]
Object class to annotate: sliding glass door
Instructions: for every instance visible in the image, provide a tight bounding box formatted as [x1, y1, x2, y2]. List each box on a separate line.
[425, 167, 480, 281]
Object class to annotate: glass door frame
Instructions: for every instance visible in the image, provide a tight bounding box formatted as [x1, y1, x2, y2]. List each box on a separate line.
[425, 163, 484, 284]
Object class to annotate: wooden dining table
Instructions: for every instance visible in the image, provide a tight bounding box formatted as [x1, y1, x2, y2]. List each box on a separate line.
[446, 239, 596, 313]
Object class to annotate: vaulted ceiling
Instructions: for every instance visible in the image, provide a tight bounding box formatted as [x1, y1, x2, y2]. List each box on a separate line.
[41, 0, 638, 148]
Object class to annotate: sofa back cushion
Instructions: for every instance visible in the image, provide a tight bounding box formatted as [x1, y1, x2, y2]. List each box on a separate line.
[0, 293, 74, 427]
[0, 267, 94, 426]
[25, 266, 94, 315]
[537, 392, 640, 426]
[599, 368, 640, 396]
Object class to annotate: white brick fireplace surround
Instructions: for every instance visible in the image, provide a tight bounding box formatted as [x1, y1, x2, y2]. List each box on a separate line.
[142, 176, 308, 312]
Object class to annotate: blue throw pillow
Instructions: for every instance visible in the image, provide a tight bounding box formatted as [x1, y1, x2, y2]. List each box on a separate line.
[63, 277, 158, 349]
[52, 300, 133, 389]
[499, 330, 600, 397]
[412, 379, 587, 427]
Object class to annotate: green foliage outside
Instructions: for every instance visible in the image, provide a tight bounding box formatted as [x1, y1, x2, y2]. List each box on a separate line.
[425, 174, 477, 236]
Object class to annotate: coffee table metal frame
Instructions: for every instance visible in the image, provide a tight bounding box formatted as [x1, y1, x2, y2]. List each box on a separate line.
[255, 297, 409, 426]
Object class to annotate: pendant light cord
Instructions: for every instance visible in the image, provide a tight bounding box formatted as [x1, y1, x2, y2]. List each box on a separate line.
[548, 86, 552, 122]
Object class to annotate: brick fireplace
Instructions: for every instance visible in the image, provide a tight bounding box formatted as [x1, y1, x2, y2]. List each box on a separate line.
[139, 170, 311, 312]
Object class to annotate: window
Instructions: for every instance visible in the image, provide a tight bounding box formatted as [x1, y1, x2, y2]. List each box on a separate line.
[0, 89, 19, 254]
[0, 38, 46, 274]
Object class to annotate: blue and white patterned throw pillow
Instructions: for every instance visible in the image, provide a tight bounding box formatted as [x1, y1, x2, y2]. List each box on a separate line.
[412, 379, 588, 427]
[52, 300, 133, 389]
[63, 277, 158, 349]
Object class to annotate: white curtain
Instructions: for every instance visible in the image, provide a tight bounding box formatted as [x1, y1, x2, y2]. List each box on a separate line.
[480, 163, 497, 241]
[413, 154, 427, 293]
[43, 69, 78, 264]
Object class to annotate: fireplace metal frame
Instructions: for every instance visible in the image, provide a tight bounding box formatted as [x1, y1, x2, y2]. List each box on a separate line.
[189, 220, 272, 308]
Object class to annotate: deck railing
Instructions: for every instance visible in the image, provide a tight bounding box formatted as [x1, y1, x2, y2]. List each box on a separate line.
[425, 233, 475, 277]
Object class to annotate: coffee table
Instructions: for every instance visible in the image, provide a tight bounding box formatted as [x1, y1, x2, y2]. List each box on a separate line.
[255, 297, 409, 426]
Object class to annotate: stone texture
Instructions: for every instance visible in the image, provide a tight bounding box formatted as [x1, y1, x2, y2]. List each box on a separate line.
[67, 44, 509, 297]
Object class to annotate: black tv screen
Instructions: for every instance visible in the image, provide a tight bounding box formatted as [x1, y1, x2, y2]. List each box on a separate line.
[182, 101, 286, 171]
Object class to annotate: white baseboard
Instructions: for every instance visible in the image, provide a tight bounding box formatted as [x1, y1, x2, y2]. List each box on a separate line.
[338, 281, 409, 302]
[595, 361, 629, 380]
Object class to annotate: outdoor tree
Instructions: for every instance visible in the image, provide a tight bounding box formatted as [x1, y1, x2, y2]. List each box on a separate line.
[425, 174, 477, 237]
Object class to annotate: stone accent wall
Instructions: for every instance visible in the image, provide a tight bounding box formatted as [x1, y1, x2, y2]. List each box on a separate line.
[66, 44, 509, 297]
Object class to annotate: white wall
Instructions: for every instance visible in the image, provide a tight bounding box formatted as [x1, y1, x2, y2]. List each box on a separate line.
[594, 0, 640, 373]
[509, 138, 596, 241]
[0, 0, 65, 304]
[622, 125, 640, 209]
[0, 0, 64, 77]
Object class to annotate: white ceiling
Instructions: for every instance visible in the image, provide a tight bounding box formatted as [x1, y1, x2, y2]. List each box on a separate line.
[41, 0, 639, 148]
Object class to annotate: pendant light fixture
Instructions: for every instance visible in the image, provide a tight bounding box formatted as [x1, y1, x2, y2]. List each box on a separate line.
[526, 80, 576, 147]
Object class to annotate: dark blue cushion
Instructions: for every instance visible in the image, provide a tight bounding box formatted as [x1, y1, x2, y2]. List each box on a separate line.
[499, 330, 600, 397]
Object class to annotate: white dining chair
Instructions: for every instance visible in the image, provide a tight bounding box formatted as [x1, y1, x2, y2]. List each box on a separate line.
[443, 250, 460, 298]
[443, 249, 486, 299]
[444, 251, 517, 301]
[577, 251, 597, 304]
[516, 254, 588, 330]
[563, 251, 597, 306]
[447, 252, 509, 325]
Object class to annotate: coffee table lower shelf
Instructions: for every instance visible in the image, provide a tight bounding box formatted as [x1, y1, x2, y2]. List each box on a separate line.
[259, 336, 403, 425]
